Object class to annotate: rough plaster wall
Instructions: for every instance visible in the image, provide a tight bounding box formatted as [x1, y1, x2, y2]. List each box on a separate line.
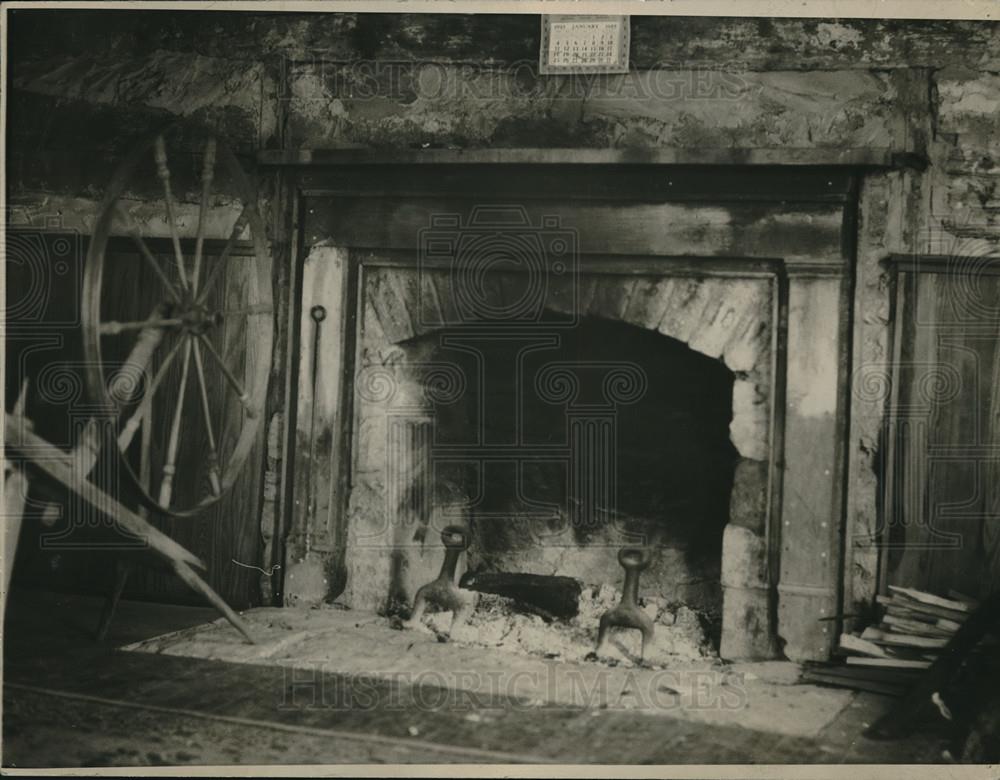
[286, 66, 917, 151]
[12, 51, 273, 141]
[930, 69, 1000, 253]
[10, 14, 993, 225]
[6, 196, 246, 240]
[20, 14, 998, 71]
[847, 171, 904, 615]
[10, 15, 1000, 204]
[8, 14, 280, 236]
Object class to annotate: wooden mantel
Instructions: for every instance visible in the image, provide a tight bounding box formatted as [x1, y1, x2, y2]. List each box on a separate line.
[258, 147, 918, 169]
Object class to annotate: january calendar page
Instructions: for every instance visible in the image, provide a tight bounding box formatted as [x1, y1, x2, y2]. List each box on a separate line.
[540, 15, 630, 74]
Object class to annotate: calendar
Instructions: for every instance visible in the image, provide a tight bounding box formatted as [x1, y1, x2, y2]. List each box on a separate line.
[539, 15, 630, 75]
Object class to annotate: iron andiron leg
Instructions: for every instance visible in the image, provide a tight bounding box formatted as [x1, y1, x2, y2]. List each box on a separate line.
[404, 525, 477, 635]
[594, 547, 655, 662]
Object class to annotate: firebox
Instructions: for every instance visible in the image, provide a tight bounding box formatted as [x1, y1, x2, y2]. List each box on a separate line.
[282, 160, 858, 662]
[421, 315, 740, 617]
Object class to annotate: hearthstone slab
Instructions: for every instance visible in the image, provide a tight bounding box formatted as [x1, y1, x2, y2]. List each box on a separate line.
[123, 606, 852, 738]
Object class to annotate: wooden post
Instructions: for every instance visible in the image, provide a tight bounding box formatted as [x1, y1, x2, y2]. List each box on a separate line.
[2, 381, 31, 598]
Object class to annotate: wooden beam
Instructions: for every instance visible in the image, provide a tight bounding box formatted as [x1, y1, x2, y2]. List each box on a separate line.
[4, 413, 203, 571]
[259, 147, 899, 168]
[104, 236, 256, 258]
[3, 383, 30, 596]
[304, 197, 844, 263]
[886, 254, 1000, 276]
[458, 572, 583, 619]
[299, 165, 857, 205]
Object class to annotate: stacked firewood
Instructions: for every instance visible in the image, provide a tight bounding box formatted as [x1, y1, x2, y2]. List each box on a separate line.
[802, 586, 977, 696]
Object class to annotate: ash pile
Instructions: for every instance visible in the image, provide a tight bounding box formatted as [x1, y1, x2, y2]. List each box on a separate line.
[409, 573, 718, 669]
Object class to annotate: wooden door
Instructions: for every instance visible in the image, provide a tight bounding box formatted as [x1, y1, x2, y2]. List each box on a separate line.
[883, 255, 1000, 599]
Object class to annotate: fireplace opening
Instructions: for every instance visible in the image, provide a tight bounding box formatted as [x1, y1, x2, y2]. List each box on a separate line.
[399, 312, 739, 632]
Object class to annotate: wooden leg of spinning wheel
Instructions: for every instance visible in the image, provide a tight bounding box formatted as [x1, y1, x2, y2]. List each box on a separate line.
[95, 558, 133, 641]
[171, 560, 255, 644]
[4, 382, 30, 600]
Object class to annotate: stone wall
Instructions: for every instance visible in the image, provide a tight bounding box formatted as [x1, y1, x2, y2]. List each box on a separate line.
[7, 10, 1000, 616]
[10, 14, 1000, 211]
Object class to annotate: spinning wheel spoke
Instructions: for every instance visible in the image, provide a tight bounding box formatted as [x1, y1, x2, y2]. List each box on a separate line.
[196, 204, 252, 306]
[153, 135, 189, 291]
[191, 137, 217, 295]
[191, 338, 223, 497]
[158, 336, 193, 508]
[115, 207, 182, 303]
[196, 333, 256, 419]
[138, 377, 153, 492]
[105, 303, 177, 409]
[99, 316, 184, 336]
[117, 335, 186, 452]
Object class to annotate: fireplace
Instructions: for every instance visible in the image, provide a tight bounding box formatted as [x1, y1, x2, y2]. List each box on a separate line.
[284, 163, 857, 663]
[346, 262, 774, 628]
[426, 315, 740, 617]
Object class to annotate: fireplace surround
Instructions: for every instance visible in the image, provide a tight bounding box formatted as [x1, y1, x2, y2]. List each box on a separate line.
[281, 161, 860, 662]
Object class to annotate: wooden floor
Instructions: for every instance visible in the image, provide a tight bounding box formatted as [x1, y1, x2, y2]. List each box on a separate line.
[2, 588, 950, 768]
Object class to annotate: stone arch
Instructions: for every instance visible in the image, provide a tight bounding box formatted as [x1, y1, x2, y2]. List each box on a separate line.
[364, 266, 773, 461]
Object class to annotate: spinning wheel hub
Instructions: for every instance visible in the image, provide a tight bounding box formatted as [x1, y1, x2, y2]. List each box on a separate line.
[178, 303, 219, 335]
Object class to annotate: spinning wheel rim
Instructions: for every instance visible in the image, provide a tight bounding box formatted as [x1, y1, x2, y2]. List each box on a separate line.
[82, 122, 273, 518]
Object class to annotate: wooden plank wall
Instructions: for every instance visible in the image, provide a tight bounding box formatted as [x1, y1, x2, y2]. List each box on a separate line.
[885, 257, 1000, 599]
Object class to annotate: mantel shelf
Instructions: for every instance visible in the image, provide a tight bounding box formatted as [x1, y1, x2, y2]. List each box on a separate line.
[258, 147, 918, 169]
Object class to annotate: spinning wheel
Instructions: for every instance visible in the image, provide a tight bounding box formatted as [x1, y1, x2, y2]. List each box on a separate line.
[3, 124, 270, 643]
[82, 124, 273, 517]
